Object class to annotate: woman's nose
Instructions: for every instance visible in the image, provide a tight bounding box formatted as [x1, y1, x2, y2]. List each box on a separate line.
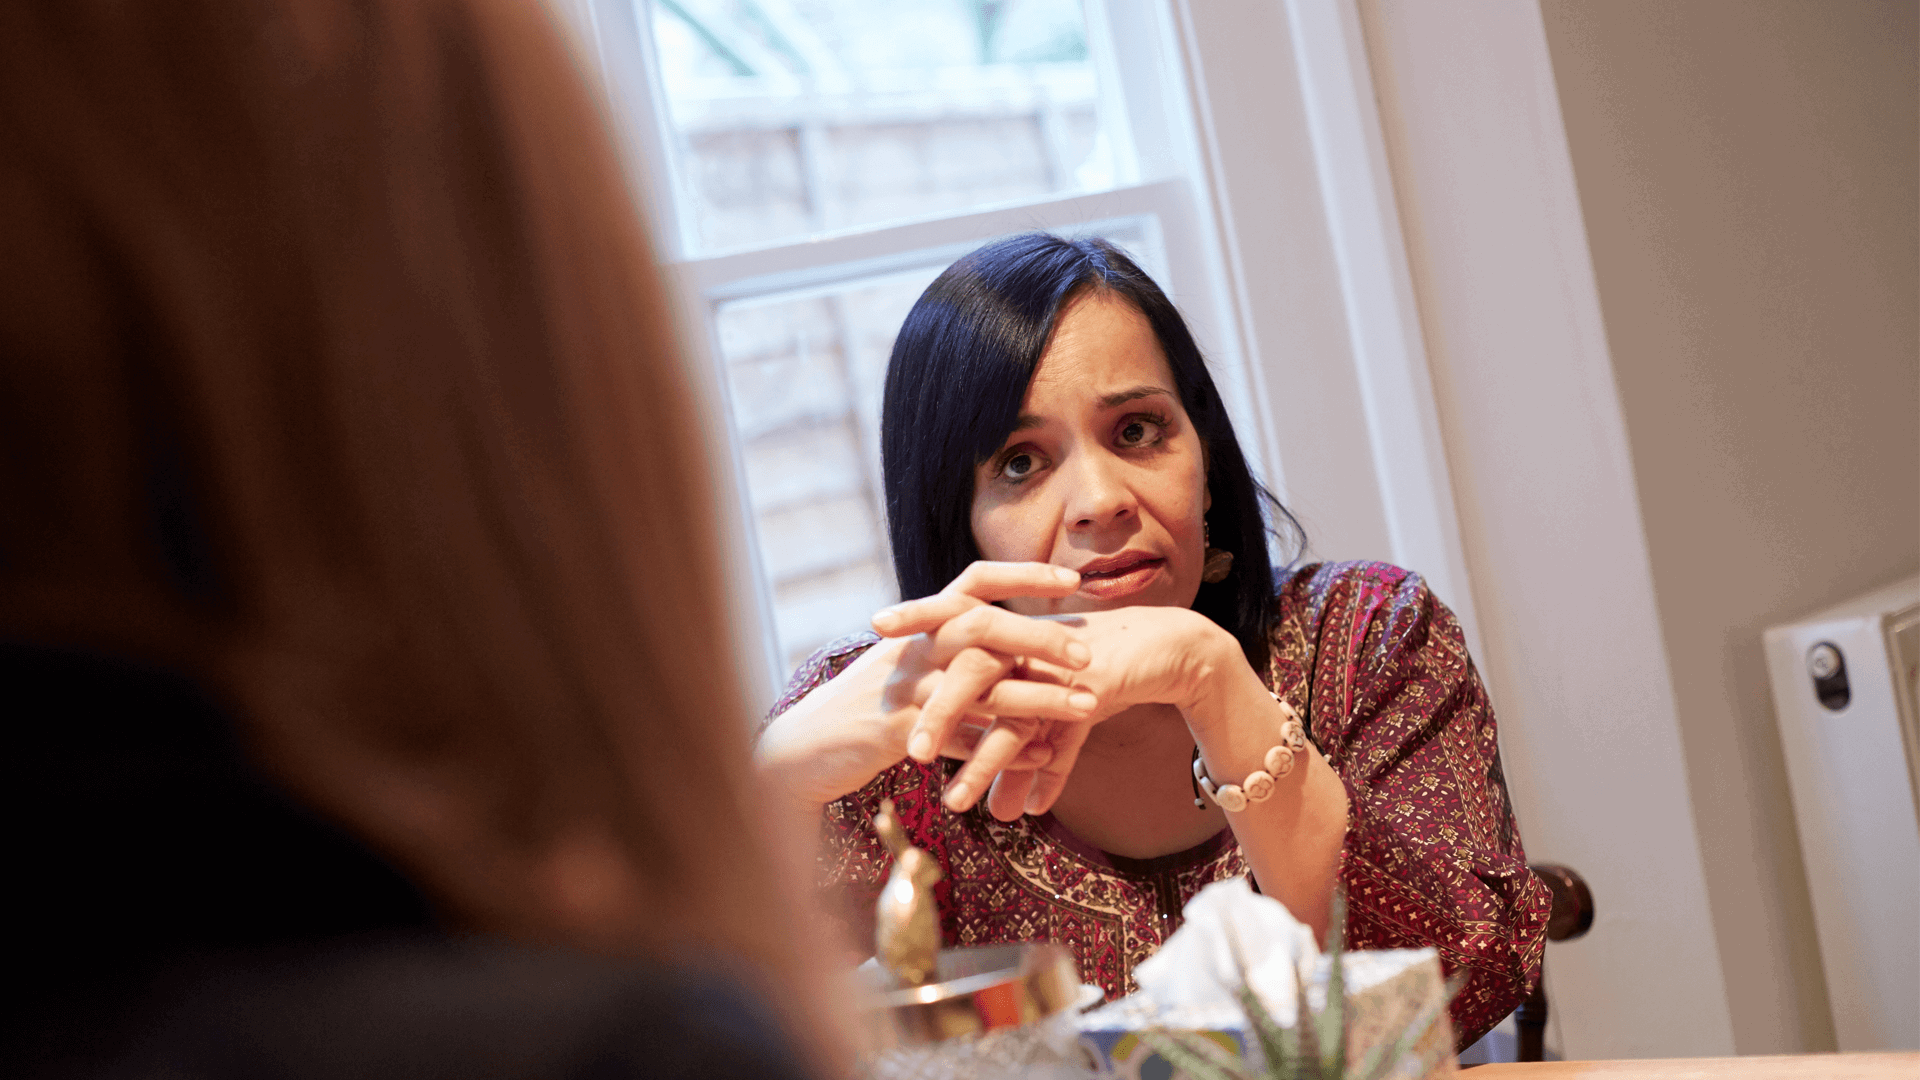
[1062, 451, 1137, 530]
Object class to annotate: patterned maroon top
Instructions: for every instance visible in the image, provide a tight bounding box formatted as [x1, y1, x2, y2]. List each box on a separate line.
[766, 561, 1551, 1048]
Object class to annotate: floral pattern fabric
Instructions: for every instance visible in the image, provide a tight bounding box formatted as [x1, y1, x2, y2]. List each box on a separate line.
[765, 561, 1551, 1048]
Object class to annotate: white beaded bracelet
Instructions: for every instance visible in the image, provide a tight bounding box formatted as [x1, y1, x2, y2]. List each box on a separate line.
[1190, 692, 1311, 812]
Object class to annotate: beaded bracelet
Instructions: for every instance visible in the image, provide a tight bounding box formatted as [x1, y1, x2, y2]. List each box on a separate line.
[1190, 692, 1311, 812]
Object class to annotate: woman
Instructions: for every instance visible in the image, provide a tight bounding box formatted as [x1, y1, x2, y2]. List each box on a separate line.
[1, 0, 836, 1075]
[758, 234, 1552, 1047]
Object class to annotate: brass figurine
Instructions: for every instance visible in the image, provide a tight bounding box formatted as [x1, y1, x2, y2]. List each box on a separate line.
[874, 798, 943, 986]
[859, 799, 1082, 1045]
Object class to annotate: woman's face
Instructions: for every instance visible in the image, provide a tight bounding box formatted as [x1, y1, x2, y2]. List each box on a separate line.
[970, 290, 1209, 617]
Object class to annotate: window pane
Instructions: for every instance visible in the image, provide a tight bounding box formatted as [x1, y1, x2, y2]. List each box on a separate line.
[650, 0, 1118, 252]
[720, 266, 933, 671]
[717, 221, 1163, 674]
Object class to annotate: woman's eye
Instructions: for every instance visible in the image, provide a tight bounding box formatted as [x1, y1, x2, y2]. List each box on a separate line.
[988, 444, 1047, 485]
[1117, 417, 1164, 447]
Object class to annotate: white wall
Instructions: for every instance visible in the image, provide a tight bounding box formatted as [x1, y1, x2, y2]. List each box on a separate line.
[1356, 0, 1738, 1059]
[1537, 0, 1919, 1054]
[1352, 0, 1919, 1059]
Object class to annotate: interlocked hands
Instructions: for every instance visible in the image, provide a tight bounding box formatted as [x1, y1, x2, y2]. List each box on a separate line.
[758, 561, 1225, 822]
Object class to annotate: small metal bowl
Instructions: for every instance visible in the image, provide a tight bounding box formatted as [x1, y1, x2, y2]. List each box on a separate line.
[860, 943, 1084, 1047]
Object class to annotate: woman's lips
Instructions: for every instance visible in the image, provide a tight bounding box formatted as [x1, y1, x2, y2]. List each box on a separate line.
[1075, 555, 1165, 601]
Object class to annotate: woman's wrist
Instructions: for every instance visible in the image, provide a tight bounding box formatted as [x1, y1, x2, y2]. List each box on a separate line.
[753, 734, 826, 810]
[1174, 618, 1266, 737]
[1191, 696, 1310, 811]
[1178, 626, 1316, 812]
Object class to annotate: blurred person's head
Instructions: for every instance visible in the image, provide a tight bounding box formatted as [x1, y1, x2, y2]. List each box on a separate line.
[0, 0, 828, 1058]
[879, 233, 1301, 675]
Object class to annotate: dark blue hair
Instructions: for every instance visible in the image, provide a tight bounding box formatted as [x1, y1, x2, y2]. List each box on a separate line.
[879, 233, 1303, 675]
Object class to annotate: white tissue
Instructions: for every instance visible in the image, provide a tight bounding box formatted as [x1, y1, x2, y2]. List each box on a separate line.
[1131, 878, 1321, 1027]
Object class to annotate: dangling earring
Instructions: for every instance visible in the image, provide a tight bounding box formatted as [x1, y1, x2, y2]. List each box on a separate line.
[1202, 520, 1234, 584]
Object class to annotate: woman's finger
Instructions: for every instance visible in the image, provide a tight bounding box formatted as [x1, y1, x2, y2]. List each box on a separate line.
[939, 722, 1053, 769]
[1020, 722, 1093, 816]
[922, 604, 1090, 671]
[985, 767, 1038, 822]
[871, 562, 1080, 635]
[897, 643, 1091, 719]
[945, 561, 1081, 602]
[906, 647, 1011, 762]
[871, 591, 977, 637]
[943, 716, 1040, 811]
[1013, 653, 1080, 684]
[879, 595, 1090, 672]
[975, 677, 1098, 721]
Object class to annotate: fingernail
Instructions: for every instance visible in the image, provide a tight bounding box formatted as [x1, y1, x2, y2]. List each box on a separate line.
[1065, 641, 1091, 667]
[872, 608, 901, 632]
[1055, 566, 1079, 584]
[1068, 691, 1097, 713]
[944, 781, 972, 810]
[908, 731, 934, 761]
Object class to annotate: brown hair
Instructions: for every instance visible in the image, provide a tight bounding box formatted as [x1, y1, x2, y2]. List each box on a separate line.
[0, 0, 836, 1062]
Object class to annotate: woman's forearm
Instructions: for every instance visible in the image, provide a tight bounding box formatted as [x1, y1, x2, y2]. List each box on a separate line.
[1180, 632, 1349, 941]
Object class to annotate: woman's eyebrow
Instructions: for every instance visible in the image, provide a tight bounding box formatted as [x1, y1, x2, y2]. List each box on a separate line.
[1098, 385, 1173, 408]
[1007, 386, 1174, 433]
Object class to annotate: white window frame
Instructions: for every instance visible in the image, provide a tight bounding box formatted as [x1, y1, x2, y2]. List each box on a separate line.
[565, 0, 1479, 707]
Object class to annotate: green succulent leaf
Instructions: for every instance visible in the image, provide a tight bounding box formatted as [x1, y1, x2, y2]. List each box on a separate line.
[1224, 917, 1298, 1078]
[1290, 960, 1327, 1080]
[1320, 888, 1348, 1078]
[1237, 980, 1299, 1078]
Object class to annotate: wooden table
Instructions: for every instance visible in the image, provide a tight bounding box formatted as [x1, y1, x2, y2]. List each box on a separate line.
[1470, 1053, 1917, 1078]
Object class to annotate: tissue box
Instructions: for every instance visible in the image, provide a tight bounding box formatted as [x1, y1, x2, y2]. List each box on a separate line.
[1075, 949, 1455, 1080]
[1077, 1008, 1247, 1080]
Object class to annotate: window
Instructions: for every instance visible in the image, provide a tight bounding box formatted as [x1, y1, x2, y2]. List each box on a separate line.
[648, 0, 1113, 253]
[562, 0, 1268, 685]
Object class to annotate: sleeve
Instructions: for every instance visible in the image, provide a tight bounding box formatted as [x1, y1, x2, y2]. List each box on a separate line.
[760, 632, 879, 736]
[1304, 564, 1552, 1049]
